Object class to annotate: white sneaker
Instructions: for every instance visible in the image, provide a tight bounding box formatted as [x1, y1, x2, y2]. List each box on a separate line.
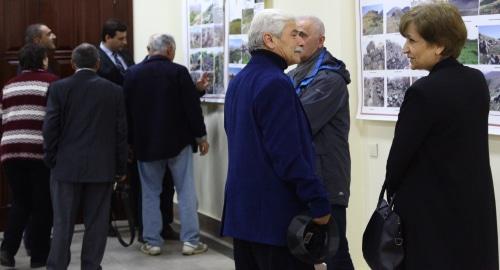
[182, 242, 208, 255]
[140, 243, 161, 256]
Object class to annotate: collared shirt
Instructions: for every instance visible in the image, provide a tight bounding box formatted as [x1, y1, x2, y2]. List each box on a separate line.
[75, 68, 97, 73]
[99, 42, 128, 70]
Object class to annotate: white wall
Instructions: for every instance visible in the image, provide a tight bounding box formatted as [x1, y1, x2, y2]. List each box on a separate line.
[134, 1, 500, 269]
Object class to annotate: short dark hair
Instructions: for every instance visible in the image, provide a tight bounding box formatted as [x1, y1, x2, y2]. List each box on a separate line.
[72, 43, 99, 69]
[101, 18, 127, 42]
[25, 24, 44, 44]
[399, 3, 466, 59]
[19, 43, 47, 70]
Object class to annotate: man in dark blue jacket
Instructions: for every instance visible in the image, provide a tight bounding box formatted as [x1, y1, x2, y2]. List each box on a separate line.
[223, 9, 331, 270]
[289, 16, 354, 270]
[123, 34, 209, 256]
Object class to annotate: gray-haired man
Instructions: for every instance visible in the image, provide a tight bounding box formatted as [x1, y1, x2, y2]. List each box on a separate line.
[288, 16, 353, 270]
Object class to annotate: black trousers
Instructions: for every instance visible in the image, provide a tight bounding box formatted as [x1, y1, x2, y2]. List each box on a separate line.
[233, 238, 314, 270]
[129, 160, 175, 234]
[327, 205, 354, 270]
[47, 180, 112, 270]
[0, 159, 52, 264]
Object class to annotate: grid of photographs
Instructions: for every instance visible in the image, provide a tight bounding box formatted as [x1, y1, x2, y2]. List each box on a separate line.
[227, 0, 264, 82]
[357, 0, 500, 133]
[188, 0, 225, 98]
[188, 0, 265, 103]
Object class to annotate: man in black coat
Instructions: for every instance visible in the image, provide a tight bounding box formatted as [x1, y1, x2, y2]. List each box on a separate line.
[97, 18, 179, 241]
[123, 33, 209, 256]
[43, 43, 128, 270]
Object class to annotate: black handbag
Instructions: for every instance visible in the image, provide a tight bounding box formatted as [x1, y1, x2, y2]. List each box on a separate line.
[362, 182, 404, 270]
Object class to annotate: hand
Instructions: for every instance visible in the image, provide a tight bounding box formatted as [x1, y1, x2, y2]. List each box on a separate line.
[198, 140, 209, 156]
[312, 214, 331, 225]
[195, 72, 210, 92]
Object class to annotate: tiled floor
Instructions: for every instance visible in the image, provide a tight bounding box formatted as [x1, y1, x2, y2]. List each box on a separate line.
[1, 227, 328, 270]
[0, 226, 235, 270]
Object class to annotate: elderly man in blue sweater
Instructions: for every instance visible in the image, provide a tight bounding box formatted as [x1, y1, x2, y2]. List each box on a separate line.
[222, 9, 331, 270]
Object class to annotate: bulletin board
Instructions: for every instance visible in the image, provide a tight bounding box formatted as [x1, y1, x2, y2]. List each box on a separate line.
[356, 0, 500, 134]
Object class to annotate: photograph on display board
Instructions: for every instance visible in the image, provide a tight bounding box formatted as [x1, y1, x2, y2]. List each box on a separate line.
[479, 25, 500, 64]
[190, 3, 202, 25]
[190, 27, 202, 49]
[213, 25, 224, 47]
[364, 77, 385, 107]
[229, 38, 243, 64]
[387, 76, 410, 107]
[242, 8, 255, 34]
[229, 1, 242, 34]
[228, 67, 242, 81]
[212, 2, 224, 24]
[363, 39, 385, 70]
[483, 70, 500, 111]
[214, 52, 224, 94]
[480, 0, 500, 15]
[205, 72, 215, 94]
[190, 52, 202, 71]
[386, 2, 410, 33]
[202, 27, 214, 48]
[450, 0, 479, 16]
[411, 0, 440, 7]
[458, 23, 478, 64]
[242, 39, 251, 64]
[202, 2, 215, 24]
[386, 37, 409, 70]
[202, 51, 214, 71]
[362, 4, 383, 35]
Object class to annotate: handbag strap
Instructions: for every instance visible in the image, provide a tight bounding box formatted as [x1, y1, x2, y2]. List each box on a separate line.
[111, 183, 136, 247]
[379, 181, 396, 208]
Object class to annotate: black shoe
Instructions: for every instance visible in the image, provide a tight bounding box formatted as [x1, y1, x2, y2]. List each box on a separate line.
[161, 225, 180, 240]
[0, 250, 15, 267]
[30, 261, 46, 268]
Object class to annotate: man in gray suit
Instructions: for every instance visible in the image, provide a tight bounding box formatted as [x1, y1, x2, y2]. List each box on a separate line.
[43, 43, 128, 270]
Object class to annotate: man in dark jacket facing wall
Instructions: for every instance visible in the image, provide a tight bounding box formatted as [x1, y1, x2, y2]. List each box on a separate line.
[288, 16, 353, 270]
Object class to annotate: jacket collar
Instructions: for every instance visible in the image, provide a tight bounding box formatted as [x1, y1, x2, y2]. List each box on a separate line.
[429, 57, 461, 74]
[145, 55, 171, 63]
[249, 50, 288, 70]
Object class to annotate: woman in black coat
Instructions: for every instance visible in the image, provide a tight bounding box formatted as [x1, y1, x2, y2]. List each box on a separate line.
[386, 3, 498, 269]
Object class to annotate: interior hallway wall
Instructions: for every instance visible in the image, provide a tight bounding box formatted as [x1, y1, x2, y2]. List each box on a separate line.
[134, 1, 500, 269]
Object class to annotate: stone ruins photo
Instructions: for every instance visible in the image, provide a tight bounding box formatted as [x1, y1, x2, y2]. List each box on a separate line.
[387, 77, 410, 107]
[386, 39, 409, 70]
[363, 40, 385, 70]
[364, 77, 385, 107]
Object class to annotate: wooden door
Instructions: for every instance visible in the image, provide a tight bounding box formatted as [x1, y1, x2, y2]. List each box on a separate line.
[0, 0, 133, 231]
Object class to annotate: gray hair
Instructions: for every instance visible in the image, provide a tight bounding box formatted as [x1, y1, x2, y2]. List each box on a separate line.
[148, 33, 176, 54]
[297, 16, 325, 36]
[72, 43, 99, 69]
[248, 9, 295, 52]
[25, 24, 44, 44]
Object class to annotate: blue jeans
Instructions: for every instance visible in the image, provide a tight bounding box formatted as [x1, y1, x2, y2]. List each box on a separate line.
[138, 145, 200, 246]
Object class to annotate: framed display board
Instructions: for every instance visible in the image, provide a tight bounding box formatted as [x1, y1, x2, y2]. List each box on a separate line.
[356, 0, 500, 134]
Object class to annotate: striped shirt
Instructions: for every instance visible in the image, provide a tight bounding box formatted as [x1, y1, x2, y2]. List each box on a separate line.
[1, 70, 58, 162]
